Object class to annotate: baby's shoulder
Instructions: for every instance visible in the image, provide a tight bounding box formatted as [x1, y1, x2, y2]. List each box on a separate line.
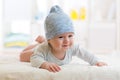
[35, 41, 50, 52]
[70, 43, 80, 49]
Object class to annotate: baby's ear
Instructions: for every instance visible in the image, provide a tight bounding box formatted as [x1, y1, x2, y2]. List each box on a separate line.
[47, 40, 50, 43]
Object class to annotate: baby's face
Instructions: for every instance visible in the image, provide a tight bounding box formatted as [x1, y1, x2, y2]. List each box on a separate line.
[48, 32, 74, 52]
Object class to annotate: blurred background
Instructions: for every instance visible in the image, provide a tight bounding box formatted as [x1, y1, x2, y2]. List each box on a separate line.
[0, 0, 120, 54]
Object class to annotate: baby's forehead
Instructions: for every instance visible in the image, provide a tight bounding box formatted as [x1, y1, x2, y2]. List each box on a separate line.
[55, 32, 74, 37]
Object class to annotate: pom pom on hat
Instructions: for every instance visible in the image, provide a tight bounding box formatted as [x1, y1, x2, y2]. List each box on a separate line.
[44, 5, 74, 40]
[49, 5, 63, 13]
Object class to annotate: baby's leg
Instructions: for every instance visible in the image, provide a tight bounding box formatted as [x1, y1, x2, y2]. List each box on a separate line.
[19, 44, 37, 62]
[19, 35, 45, 62]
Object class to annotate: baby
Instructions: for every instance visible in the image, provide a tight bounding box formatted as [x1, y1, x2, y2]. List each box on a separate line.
[30, 5, 107, 72]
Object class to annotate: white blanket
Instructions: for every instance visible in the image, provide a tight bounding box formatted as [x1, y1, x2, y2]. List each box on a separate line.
[0, 53, 120, 80]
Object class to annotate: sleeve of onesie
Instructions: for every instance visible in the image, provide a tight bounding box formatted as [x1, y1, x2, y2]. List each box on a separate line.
[73, 45, 99, 65]
[30, 45, 46, 68]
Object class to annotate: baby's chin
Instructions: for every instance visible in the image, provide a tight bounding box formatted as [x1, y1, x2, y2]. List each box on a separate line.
[62, 46, 70, 51]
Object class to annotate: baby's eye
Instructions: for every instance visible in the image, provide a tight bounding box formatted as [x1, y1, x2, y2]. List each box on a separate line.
[58, 36, 63, 39]
[68, 35, 73, 38]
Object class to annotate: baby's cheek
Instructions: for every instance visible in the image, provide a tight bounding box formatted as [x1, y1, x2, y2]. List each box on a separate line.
[70, 42, 74, 46]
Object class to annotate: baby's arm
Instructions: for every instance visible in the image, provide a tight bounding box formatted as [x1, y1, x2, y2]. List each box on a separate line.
[74, 45, 107, 66]
[40, 62, 61, 72]
[30, 47, 61, 72]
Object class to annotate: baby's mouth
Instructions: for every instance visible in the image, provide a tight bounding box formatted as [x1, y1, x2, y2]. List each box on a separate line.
[62, 45, 69, 48]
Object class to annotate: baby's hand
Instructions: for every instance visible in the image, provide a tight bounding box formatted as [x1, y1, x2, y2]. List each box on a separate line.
[40, 62, 61, 72]
[95, 62, 107, 66]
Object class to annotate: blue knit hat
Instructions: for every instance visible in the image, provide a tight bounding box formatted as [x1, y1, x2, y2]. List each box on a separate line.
[44, 5, 74, 40]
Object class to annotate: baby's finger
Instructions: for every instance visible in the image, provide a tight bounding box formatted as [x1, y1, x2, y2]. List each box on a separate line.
[47, 68, 53, 72]
[49, 65, 57, 72]
[53, 64, 61, 71]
